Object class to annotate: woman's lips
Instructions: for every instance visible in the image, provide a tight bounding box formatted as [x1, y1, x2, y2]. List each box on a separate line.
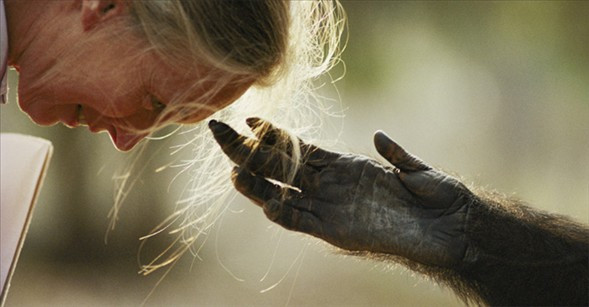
[62, 105, 87, 128]
[61, 105, 80, 127]
[77, 105, 88, 125]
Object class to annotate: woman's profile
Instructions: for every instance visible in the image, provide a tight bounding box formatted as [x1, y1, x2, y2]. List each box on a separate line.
[1, 0, 345, 273]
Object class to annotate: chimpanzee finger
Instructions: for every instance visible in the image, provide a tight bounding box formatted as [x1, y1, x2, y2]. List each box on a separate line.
[246, 117, 283, 146]
[232, 165, 328, 215]
[231, 166, 290, 206]
[232, 164, 324, 235]
[208, 120, 255, 165]
[246, 117, 340, 167]
[208, 120, 285, 175]
[209, 119, 295, 181]
[263, 199, 322, 236]
[398, 170, 468, 209]
[373, 131, 431, 172]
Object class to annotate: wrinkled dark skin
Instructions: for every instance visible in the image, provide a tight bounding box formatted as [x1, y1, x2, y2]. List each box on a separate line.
[208, 118, 471, 268]
[209, 118, 589, 306]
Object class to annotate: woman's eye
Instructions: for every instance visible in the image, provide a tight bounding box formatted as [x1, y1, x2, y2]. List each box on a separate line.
[150, 96, 166, 110]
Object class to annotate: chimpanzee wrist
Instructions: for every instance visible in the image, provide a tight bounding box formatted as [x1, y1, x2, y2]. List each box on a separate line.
[456, 192, 589, 306]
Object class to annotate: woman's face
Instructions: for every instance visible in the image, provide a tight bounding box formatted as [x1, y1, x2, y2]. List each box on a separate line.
[17, 42, 219, 151]
[13, 1, 248, 151]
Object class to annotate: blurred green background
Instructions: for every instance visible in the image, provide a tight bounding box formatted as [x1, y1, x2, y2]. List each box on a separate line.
[2, 1, 588, 306]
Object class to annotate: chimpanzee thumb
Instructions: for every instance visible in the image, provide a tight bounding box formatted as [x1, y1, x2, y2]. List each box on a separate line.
[373, 131, 464, 209]
[398, 170, 464, 209]
[373, 131, 430, 172]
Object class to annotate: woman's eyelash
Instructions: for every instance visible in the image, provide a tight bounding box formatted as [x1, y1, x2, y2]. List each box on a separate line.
[150, 96, 166, 110]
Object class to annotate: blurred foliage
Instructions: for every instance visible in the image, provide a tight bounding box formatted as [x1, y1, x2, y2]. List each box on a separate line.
[342, 1, 589, 93]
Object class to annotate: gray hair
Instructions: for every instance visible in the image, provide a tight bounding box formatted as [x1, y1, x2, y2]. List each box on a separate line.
[112, 0, 346, 274]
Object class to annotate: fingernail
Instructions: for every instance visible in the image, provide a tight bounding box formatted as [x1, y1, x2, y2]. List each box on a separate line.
[374, 130, 389, 140]
[230, 166, 242, 182]
[246, 117, 261, 128]
[208, 119, 227, 133]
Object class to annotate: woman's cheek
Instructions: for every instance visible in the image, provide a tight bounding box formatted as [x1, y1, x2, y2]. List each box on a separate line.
[84, 93, 143, 119]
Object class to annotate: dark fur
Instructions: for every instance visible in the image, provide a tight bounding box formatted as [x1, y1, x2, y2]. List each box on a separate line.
[349, 189, 589, 306]
[459, 190, 588, 306]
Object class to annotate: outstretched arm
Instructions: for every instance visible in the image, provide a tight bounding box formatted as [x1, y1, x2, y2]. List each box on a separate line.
[209, 118, 589, 306]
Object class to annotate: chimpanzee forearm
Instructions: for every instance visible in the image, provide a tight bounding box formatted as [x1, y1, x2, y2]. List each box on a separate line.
[454, 191, 589, 306]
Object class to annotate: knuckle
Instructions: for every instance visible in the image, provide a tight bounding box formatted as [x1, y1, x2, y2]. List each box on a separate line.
[263, 200, 281, 222]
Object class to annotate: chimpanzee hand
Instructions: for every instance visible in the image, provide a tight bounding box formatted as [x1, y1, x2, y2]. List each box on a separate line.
[209, 118, 472, 268]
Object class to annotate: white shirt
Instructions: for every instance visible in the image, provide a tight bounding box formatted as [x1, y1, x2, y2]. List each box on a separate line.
[1, 0, 8, 104]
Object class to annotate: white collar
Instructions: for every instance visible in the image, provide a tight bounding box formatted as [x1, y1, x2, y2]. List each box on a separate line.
[1, 0, 9, 104]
